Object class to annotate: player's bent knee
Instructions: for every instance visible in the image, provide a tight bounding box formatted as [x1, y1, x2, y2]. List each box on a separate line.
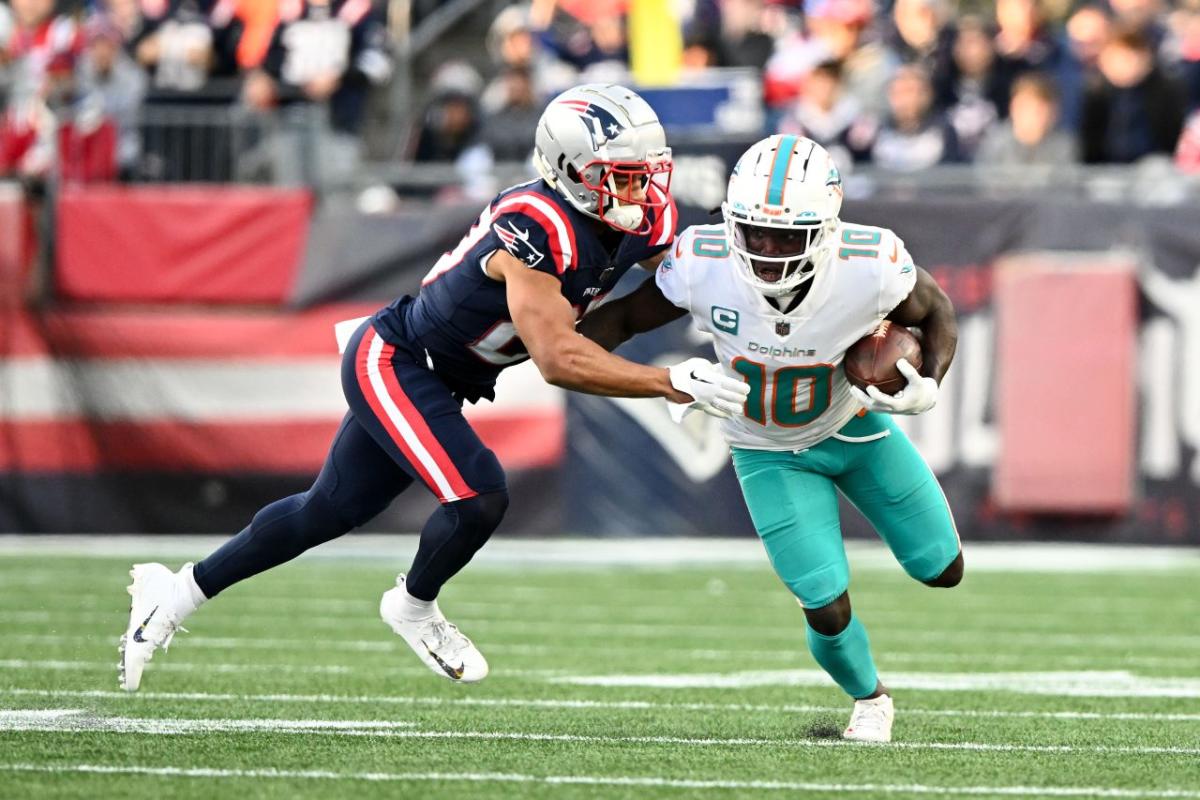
[450, 489, 510, 542]
[780, 562, 849, 612]
[921, 550, 964, 588]
[803, 592, 852, 636]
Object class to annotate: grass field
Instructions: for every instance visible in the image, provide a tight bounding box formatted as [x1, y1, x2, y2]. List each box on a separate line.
[1, 537, 1198, 799]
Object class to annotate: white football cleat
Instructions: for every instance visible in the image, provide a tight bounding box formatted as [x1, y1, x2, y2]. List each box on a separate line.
[842, 694, 894, 743]
[380, 574, 488, 683]
[118, 563, 195, 692]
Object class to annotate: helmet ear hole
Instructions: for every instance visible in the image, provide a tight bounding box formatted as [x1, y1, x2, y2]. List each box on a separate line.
[565, 164, 582, 183]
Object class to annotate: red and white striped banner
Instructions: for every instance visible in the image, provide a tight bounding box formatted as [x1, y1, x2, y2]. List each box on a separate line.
[0, 307, 564, 474]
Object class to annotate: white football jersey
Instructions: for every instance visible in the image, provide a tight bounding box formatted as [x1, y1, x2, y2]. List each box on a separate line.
[656, 221, 917, 451]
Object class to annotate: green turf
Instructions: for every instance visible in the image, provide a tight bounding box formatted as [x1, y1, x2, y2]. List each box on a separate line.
[1, 549, 1198, 799]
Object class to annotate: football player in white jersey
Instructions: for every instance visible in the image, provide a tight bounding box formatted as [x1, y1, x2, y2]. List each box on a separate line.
[579, 134, 962, 743]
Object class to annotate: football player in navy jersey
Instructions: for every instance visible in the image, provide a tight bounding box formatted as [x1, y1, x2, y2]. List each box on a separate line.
[118, 84, 750, 690]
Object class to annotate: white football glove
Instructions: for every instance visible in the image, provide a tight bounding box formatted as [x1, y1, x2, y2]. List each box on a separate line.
[667, 358, 750, 420]
[849, 358, 939, 416]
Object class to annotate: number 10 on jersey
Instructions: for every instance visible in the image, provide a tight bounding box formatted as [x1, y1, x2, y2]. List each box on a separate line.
[731, 358, 834, 426]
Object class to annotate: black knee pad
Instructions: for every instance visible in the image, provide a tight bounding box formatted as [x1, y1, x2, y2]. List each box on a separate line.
[450, 490, 510, 544]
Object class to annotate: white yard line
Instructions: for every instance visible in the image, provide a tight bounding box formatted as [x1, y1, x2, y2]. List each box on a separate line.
[5, 609, 1200, 650]
[4, 688, 1200, 723]
[0, 710, 1197, 757]
[1, 536, 1197, 573]
[5, 573, 1190, 617]
[1, 764, 1197, 798]
[5, 633, 396, 653]
[0, 659, 351, 675]
[6, 632, 1197, 671]
[0, 593, 1184, 628]
[2, 659, 1199, 697]
[0, 709, 415, 735]
[0, 659, 568, 678]
[554, 669, 1200, 698]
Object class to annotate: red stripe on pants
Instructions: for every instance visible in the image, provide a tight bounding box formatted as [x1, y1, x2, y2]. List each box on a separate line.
[354, 329, 476, 503]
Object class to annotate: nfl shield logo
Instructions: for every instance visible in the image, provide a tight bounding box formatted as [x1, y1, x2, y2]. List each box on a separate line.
[775, 319, 791, 336]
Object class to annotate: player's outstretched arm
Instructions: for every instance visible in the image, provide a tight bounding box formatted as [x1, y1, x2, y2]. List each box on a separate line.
[491, 251, 688, 401]
[886, 267, 958, 384]
[576, 275, 687, 352]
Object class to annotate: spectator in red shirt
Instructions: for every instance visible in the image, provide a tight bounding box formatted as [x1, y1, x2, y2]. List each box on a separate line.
[0, 0, 83, 177]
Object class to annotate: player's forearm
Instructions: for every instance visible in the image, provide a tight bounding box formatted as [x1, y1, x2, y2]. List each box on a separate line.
[575, 304, 631, 352]
[535, 336, 687, 400]
[917, 304, 957, 384]
[577, 276, 687, 352]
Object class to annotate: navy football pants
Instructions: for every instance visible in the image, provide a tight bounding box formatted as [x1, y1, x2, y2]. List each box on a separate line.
[192, 321, 509, 601]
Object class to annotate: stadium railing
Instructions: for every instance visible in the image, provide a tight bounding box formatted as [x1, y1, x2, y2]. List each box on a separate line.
[365, 157, 1200, 205]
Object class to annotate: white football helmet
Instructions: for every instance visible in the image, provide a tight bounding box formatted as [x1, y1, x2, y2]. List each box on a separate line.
[534, 84, 672, 234]
[722, 135, 843, 297]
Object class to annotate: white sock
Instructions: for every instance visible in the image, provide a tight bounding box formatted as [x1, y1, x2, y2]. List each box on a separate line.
[402, 590, 438, 620]
[176, 564, 208, 616]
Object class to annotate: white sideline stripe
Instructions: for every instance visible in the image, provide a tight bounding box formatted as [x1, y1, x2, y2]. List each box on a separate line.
[6, 688, 1200, 723]
[1, 536, 1197, 572]
[365, 332, 461, 502]
[7, 633, 1199, 671]
[0, 710, 415, 735]
[3, 765, 1198, 798]
[555, 669, 1200, 698]
[2, 711, 1198, 757]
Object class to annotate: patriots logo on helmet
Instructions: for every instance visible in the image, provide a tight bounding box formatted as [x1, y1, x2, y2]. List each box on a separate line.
[494, 221, 544, 267]
[558, 99, 625, 149]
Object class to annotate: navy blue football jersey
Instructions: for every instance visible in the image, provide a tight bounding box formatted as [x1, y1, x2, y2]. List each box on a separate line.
[372, 179, 676, 400]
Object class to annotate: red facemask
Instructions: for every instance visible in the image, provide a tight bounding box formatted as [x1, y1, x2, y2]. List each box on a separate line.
[579, 158, 673, 235]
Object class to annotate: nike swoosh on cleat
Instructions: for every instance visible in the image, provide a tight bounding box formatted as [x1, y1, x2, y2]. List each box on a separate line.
[132, 606, 159, 644]
[423, 642, 465, 680]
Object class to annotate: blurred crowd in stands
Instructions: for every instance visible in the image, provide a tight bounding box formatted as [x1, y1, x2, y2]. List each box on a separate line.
[416, 0, 1200, 179]
[0, 0, 391, 182]
[3, 0, 1200, 187]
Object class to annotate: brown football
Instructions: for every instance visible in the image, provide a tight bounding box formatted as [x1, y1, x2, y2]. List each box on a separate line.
[843, 321, 923, 396]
